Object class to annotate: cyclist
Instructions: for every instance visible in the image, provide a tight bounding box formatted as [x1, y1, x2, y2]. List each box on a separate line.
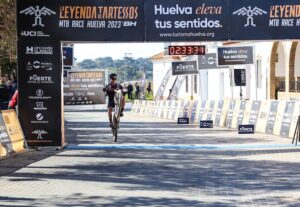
[103, 73, 125, 127]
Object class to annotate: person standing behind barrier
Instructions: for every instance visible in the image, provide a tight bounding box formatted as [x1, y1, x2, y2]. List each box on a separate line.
[8, 90, 18, 110]
[146, 82, 152, 97]
[127, 82, 133, 100]
[0, 79, 9, 110]
[135, 83, 140, 99]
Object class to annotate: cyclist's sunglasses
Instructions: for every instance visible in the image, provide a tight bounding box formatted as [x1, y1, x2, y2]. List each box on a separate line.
[111, 77, 117, 80]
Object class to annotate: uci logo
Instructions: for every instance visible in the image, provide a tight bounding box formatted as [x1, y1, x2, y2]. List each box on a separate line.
[21, 31, 37, 37]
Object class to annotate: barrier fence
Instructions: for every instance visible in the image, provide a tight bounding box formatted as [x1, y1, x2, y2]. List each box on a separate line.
[0, 110, 26, 158]
[132, 100, 300, 139]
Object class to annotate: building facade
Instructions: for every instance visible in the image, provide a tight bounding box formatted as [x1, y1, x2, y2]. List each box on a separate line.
[151, 41, 300, 101]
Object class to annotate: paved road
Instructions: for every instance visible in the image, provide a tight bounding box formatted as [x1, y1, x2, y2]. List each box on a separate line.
[0, 110, 300, 206]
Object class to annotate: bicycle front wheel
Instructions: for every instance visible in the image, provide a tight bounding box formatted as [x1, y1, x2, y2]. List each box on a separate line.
[114, 127, 118, 142]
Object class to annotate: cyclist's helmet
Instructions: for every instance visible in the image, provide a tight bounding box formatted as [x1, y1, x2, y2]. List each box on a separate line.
[109, 73, 117, 79]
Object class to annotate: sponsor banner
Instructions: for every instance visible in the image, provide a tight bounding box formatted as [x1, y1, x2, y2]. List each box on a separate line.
[17, 0, 145, 41]
[200, 120, 213, 128]
[229, 0, 300, 40]
[206, 100, 216, 120]
[231, 100, 243, 128]
[145, 0, 229, 41]
[273, 101, 286, 136]
[155, 68, 172, 100]
[238, 125, 255, 134]
[190, 100, 199, 123]
[213, 100, 224, 126]
[226, 101, 235, 128]
[64, 71, 105, 105]
[201, 101, 211, 121]
[289, 102, 300, 138]
[172, 101, 180, 120]
[1, 110, 26, 153]
[266, 101, 279, 134]
[0, 112, 13, 155]
[248, 101, 261, 125]
[220, 100, 230, 127]
[230, 100, 245, 129]
[238, 100, 247, 127]
[167, 100, 176, 120]
[280, 101, 295, 137]
[160, 100, 167, 118]
[256, 101, 270, 133]
[217, 46, 254, 66]
[18, 40, 62, 147]
[241, 101, 260, 125]
[178, 117, 189, 124]
[198, 53, 228, 70]
[195, 100, 206, 123]
[169, 75, 187, 100]
[172, 61, 198, 75]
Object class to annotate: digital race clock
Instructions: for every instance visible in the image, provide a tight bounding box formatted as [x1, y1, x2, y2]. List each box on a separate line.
[168, 45, 205, 56]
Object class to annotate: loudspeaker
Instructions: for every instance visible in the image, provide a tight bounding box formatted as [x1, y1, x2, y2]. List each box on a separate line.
[234, 69, 246, 86]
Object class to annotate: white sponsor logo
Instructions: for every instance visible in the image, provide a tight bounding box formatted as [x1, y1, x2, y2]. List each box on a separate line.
[233, 6, 267, 27]
[20, 30, 50, 37]
[26, 61, 52, 71]
[36, 113, 44, 121]
[240, 126, 254, 132]
[27, 75, 53, 84]
[26, 46, 53, 55]
[32, 130, 48, 139]
[34, 102, 47, 111]
[28, 89, 51, 100]
[36, 89, 43, 96]
[20, 6, 56, 27]
[31, 113, 48, 124]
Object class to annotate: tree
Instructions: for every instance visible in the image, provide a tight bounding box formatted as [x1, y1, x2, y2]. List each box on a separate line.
[0, 0, 17, 76]
[78, 59, 98, 69]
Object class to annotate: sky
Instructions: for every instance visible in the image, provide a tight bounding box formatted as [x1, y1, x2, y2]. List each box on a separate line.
[74, 43, 165, 62]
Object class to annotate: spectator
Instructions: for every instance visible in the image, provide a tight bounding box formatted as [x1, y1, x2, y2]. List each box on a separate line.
[146, 82, 152, 97]
[8, 90, 18, 110]
[135, 83, 140, 99]
[0, 79, 10, 110]
[5, 80, 14, 99]
[127, 82, 133, 100]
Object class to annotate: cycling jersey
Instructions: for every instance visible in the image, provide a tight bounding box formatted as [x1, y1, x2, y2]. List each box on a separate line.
[105, 83, 123, 108]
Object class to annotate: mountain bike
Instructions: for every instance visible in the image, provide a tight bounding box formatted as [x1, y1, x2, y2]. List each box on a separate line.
[111, 89, 123, 142]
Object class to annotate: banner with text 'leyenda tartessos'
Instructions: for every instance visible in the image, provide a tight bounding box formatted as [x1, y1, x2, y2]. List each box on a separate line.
[64, 71, 105, 105]
[145, 0, 229, 42]
[229, 0, 300, 40]
[17, 0, 145, 41]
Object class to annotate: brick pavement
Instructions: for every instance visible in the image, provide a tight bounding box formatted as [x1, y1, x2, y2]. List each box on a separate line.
[0, 111, 299, 206]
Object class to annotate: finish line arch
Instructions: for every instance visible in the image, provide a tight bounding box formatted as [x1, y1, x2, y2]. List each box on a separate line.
[17, 0, 300, 147]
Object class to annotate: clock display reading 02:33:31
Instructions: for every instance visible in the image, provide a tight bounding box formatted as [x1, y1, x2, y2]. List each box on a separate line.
[168, 45, 206, 56]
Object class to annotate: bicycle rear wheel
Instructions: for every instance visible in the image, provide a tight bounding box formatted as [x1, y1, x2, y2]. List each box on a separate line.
[114, 127, 118, 142]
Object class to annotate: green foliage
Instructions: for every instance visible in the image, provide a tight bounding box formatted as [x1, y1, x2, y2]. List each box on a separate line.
[0, 0, 17, 76]
[77, 57, 153, 82]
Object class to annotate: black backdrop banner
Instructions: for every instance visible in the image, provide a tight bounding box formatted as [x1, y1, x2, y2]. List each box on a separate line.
[17, 0, 145, 41]
[229, 0, 300, 40]
[17, 0, 300, 42]
[18, 40, 62, 147]
[145, 0, 229, 42]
